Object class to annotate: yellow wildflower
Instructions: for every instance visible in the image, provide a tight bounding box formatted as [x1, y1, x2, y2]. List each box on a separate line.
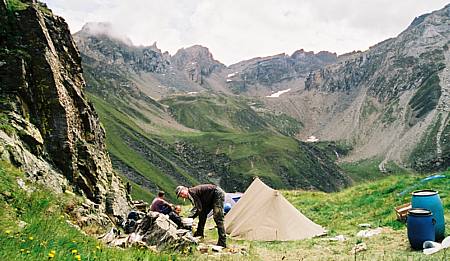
[28, 236, 33, 240]
[20, 249, 25, 252]
[74, 254, 81, 260]
[26, 250, 30, 254]
[71, 249, 78, 254]
[50, 250, 56, 255]
[48, 252, 55, 258]
[5, 230, 12, 234]
[21, 239, 26, 242]
[96, 245, 101, 250]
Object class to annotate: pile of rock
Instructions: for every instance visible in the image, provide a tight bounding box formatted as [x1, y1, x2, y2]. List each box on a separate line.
[101, 211, 198, 251]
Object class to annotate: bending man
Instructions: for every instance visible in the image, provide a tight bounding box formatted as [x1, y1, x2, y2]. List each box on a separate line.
[175, 184, 226, 248]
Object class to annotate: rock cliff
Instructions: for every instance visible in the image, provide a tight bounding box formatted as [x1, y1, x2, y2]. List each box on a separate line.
[75, 22, 170, 74]
[0, 0, 130, 220]
[171, 45, 225, 84]
[299, 4, 450, 170]
[226, 50, 337, 93]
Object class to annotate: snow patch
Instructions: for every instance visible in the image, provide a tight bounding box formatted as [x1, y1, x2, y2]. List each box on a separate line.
[187, 92, 198, 95]
[266, 88, 291, 98]
[305, 136, 319, 142]
[227, 72, 239, 78]
[226, 79, 233, 82]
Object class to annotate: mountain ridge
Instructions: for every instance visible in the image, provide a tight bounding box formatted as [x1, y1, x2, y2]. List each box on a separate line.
[301, 3, 449, 170]
[68, 4, 450, 201]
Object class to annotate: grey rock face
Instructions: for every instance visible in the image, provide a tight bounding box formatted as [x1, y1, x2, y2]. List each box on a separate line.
[171, 45, 225, 84]
[0, 117, 69, 194]
[74, 23, 208, 98]
[0, 1, 130, 219]
[303, 4, 450, 171]
[74, 23, 169, 74]
[306, 5, 449, 101]
[226, 50, 337, 93]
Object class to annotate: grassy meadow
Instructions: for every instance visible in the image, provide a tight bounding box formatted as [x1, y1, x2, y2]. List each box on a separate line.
[2, 157, 448, 260]
[0, 161, 178, 261]
[198, 168, 450, 260]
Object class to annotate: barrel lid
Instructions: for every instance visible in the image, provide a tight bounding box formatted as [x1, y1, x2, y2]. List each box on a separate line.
[411, 189, 438, 197]
[408, 208, 432, 216]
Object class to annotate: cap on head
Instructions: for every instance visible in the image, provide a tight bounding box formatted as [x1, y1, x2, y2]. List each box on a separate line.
[175, 186, 186, 198]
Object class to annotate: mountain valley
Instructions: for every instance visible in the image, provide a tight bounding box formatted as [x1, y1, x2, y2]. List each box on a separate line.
[72, 5, 450, 201]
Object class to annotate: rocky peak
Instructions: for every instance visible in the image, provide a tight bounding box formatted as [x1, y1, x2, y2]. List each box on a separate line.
[0, 0, 129, 220]
[226, 49, 337, 93]
[74, 22, 169, 74]
[291, 49, 337, 63]
[77, 22, 133, 45]
[290, 49, 337, 69]
[171, 45, 225, 84]
[408, 4, 449, 29]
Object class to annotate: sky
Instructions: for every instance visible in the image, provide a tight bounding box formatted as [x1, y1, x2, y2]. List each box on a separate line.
[43, 0, 448, 65]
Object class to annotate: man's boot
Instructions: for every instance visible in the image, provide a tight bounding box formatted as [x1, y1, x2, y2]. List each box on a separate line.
[217, 237, 227, 248]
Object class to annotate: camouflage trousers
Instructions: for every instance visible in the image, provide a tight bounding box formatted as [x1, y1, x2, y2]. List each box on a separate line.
[194, 187, 226, 247]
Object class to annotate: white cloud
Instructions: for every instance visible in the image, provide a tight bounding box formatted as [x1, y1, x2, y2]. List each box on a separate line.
[43, 0, 449, 65]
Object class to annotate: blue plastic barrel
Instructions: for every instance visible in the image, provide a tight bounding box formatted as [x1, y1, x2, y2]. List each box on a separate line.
[407, 208, 435, 250]
[411, 190, 445, 240]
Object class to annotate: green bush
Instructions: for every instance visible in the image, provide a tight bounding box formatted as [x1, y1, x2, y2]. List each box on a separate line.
[6, 0, 29, 12]
[0, 113, 15, 136]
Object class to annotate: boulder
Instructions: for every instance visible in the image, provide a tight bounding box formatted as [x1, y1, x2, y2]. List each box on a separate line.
[130, 211, 197, 250]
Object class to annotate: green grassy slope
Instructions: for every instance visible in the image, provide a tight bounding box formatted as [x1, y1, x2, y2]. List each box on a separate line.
[0, 161, 174, 261]
[192, 167, 450, 260]
[160, 94, 302, 135]
[88, 91, 349, 199]
[184, 132, 349, 192]
[262, 170, 450, 260]
[339, 158, 410, 183]
[1, 156, 448, 260]
[88, 94, 200, 202]
[285, 172, 449, 233]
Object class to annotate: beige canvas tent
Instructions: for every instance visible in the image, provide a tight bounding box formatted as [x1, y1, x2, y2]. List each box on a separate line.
[225, 178, 326, 241]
